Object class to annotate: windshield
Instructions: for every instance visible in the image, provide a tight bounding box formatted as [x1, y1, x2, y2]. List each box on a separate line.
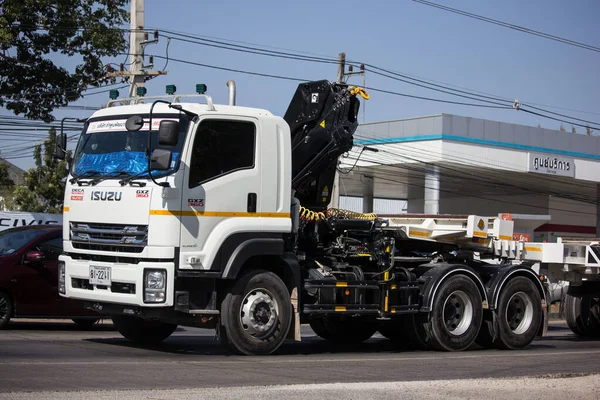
[0, 228, 49, 256]
[71, 114, 190, 178]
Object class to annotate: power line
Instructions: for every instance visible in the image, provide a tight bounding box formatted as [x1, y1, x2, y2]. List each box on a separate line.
[148, 54, 306, 82]
[411, 0, 600, 53]
[144, 30, 600, 128]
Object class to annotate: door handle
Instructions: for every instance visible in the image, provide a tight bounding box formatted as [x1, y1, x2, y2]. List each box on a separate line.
[247, 193, 257, 213]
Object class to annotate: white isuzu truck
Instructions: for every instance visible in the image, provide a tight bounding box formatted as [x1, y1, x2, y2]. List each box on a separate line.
[56, 80, 600, 355]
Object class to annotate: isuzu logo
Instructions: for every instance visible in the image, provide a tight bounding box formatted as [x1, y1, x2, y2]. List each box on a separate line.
[91, 191, 122, 201]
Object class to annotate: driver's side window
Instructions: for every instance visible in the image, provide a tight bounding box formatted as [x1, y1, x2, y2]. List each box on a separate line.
[188, 119, 256, 188]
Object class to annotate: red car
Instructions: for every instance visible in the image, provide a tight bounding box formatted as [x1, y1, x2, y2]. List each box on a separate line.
[0, 225, 101, 328]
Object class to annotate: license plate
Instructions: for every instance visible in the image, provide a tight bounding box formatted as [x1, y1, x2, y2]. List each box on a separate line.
[89, 266, 111, 286]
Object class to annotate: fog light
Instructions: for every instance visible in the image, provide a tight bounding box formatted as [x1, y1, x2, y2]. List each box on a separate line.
[144, 269, 166, 303]
[58, 261, 66, 294]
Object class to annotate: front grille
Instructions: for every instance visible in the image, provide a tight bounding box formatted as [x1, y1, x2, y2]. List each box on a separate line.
[70, 221, 148, 253]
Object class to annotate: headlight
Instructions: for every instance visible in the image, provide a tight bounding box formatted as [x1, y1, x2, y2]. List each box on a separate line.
[58, 261, 66, 294]
[146, 271, 165, 289]
[144, 269, 166, 303]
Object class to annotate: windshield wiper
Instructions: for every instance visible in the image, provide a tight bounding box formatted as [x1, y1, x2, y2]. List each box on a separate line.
[119, 171, 149, 187]
[69, 170, 101, 184]
[89, 170, 130, 186]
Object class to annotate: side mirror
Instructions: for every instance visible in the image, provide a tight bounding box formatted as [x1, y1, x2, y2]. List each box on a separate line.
[25, 251, 45, 264]
[158, 120, 179, 146]
[151, 149, 172, 170]
[54, 132, 67, 160]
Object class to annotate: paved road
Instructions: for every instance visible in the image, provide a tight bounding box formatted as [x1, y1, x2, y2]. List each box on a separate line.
[1, 319, 599, 398]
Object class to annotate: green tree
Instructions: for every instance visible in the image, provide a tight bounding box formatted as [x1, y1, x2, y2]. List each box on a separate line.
[0, 162, 15, 210]
[0, 1, 128, 121]
[12, 128, 69, 213]
[0, 162, 14, 188]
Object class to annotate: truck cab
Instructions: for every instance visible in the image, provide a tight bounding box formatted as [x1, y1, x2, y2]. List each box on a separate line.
[60, 95, 294, 306]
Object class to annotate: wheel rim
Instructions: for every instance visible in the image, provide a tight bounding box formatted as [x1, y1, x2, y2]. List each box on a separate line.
[0, 296, 7, 321]
[506, 291, 534, 335]
[442, 290, 473, 336]
[240, 288, 279, 339]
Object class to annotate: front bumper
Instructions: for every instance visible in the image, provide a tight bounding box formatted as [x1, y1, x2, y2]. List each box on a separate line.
[59, 254, 175, 307]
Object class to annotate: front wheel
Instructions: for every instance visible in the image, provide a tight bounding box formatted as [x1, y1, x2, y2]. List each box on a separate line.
[219, 270, 292, 355]
[111, 315, 177, 345]
[415, 274, 483, 351]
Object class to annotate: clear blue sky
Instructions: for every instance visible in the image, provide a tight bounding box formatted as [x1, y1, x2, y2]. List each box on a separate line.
[3, 0, 600, 170]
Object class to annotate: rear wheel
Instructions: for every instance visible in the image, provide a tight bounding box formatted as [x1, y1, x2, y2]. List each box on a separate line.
[493, 277, 542, 349]
[309, 316, 377, 344]
[378, 315, 424, 347]
[0, 292, 13, 329]
[219, 270, 292, 355]
[111, 315, 177, 344]
[565, 293, 600, 337]
[564, 294, 583, 335]
[415, 274, 483, 351]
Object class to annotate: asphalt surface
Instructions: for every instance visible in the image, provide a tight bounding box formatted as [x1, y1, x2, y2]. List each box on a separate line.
[1, 319, 599, 398]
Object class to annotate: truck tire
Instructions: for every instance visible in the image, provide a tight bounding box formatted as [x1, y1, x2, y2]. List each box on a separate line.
[111, 315, 177, 344]
[584, 295, 600, 336]
[564, 293, 583, 335]
[565, 294, 600, 337]
[219, 270, 292, 355]
[309, 318, 333, 340]
[0, 292, 13, 329]
[492, 277, 542, 349]
[378, 315, 426, 348]
[309, 316, 377, 344]
[378, 317, 411, 342]
[415, 274, 483, 351]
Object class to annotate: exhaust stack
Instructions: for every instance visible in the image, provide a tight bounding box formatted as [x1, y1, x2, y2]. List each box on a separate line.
[226, 80, 236, 106]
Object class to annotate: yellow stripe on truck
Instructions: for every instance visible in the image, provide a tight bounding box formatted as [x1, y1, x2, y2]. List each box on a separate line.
[150, 210, 290, 218]
[524, 246, 543, 252]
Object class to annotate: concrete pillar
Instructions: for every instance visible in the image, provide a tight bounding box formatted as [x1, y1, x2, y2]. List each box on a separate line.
[407, 172, 425, 213]
[424, 165, 440, 215]
[362, 175, 374, 213]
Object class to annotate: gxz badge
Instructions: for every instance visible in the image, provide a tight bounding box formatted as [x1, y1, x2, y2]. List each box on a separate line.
[188, 198, 204, 207]
[136, 190, 149, 198]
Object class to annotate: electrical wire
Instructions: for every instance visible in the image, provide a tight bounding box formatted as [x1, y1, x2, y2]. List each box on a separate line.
[411, 0, 600, 53]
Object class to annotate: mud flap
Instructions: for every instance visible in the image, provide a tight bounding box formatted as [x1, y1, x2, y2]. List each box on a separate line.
[287, 287, 301, 341]
[537, 299, 548, 338]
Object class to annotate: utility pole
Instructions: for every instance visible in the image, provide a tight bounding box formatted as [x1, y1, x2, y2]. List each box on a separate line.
[330, 53, 368, 211]
[129, 0, 145, 98]
[106, 0, 166, 100]
[336, 52, 346, 83]
[330, 52, 347, 210]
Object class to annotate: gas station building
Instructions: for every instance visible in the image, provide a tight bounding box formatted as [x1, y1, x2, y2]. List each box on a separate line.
[337, 113, 600, 243]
